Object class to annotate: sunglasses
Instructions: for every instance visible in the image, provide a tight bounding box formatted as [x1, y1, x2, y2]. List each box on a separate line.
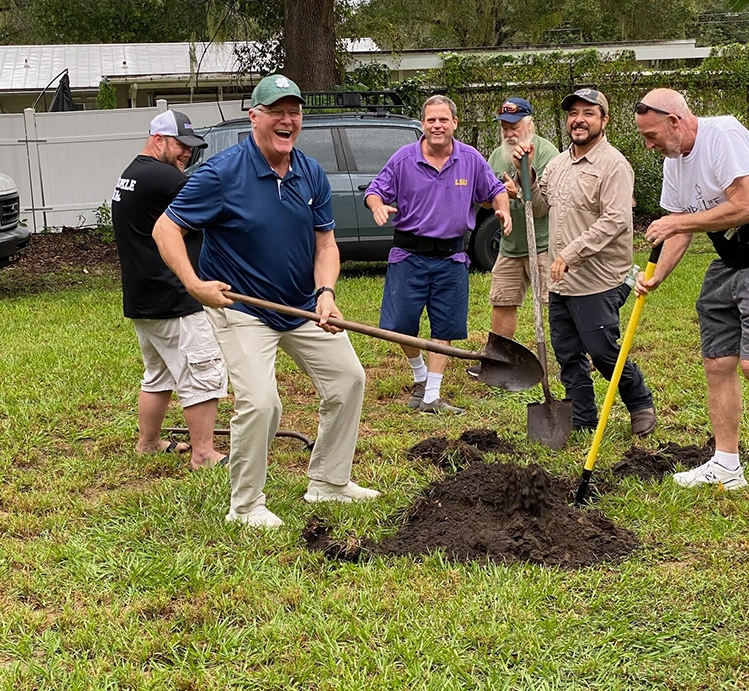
[501, 102, 526, 114]
[634, 101, 680, 119]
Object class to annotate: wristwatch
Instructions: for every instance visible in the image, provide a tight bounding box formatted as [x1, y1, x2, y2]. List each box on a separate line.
[315, 286, 336, 301]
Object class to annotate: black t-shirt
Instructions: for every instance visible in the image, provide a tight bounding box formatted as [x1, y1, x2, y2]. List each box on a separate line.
[112, 155, 202, 319]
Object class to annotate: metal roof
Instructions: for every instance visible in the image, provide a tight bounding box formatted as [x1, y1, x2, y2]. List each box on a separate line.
[0, 40, 379, 92]
[0, 38, 711, 93]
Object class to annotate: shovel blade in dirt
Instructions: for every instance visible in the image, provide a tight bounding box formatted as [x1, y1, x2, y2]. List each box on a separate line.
[520, 153, 573, 449]
[527, 398, 574, 450]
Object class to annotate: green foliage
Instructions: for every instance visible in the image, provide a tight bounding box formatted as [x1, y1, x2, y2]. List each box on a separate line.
[356, 0, 705, 49]
[345, 62, 391, 91]
[95, 78, 117, 110]
[390, 45, 749, 216]
[22, 0, 211, 43]
[92, 201, 114, 244]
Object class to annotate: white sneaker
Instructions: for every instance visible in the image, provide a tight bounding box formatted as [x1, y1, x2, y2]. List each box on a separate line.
[225, 505, 284, 528]
[304, 480, 381, 503]
[673, 460, 748, 490]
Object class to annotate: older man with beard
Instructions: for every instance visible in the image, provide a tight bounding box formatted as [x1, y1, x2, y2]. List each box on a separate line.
[514, 88, 656, 436]
[485, 98, 558, 339]
[635, 88, 749, 490]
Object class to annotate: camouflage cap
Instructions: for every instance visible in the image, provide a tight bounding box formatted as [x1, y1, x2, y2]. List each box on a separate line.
[561, 88, 609, 115]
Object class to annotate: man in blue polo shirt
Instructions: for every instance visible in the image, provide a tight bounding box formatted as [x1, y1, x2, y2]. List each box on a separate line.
[365, 95, 511, 413]
[153, 74, 380, 528]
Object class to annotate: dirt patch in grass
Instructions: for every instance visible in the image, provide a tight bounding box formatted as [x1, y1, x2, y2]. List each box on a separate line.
[378, 460, 639, 568]
[0, 228, 119, 296]
[305, 433, 720, 568]
[609, 442, 713, 482]
[302, 517, 372, 562]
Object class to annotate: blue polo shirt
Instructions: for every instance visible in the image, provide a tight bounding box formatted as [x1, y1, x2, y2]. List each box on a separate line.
[165, 134, 335, 331]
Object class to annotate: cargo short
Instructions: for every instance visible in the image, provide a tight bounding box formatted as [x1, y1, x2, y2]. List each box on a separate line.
[133, 311, 228, 407]
[489, 252, 549, 307]
[696, 259, 749, 359]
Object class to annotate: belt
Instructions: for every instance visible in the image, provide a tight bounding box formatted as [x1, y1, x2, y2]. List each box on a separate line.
[392, 229, 464, 257]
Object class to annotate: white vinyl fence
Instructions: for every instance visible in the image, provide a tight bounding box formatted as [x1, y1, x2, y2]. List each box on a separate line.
[0, 99, 245, 232]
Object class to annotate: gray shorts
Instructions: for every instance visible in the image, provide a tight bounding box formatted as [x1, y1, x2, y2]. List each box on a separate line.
[696, 259, 749, 359]
[133, 311, 228, 408]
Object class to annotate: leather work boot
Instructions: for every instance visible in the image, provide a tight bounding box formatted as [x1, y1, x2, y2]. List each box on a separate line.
[407, 381, 426, 409]
[630, 407, 656, 436]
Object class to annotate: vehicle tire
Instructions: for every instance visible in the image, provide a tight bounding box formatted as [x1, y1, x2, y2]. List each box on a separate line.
[470, 215, 502, 272]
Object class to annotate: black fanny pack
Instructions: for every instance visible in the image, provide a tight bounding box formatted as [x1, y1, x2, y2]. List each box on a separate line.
[708, 224, 749, 269]
[393, 229, 464, 257]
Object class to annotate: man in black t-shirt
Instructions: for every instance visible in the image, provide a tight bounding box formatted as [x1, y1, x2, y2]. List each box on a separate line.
[112, 110, 228, 470]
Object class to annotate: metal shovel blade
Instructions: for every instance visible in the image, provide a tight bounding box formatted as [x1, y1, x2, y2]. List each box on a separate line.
[527, 398, 574, 450]
[476, 332, 544, 392]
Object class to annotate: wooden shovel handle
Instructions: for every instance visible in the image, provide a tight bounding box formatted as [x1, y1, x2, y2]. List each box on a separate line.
[223, 291, 501, 363]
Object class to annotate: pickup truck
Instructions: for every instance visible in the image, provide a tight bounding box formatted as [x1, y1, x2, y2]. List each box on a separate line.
[0, 173, 30, 268]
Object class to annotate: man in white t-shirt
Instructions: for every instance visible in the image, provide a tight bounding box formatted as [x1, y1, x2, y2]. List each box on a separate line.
[635, 88, 749, 491]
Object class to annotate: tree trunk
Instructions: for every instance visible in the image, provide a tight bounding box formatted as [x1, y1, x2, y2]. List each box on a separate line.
[283, 0, 338, 90]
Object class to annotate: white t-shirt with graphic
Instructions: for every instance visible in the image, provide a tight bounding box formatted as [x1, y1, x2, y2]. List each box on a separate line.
[661, 116, 749, 215]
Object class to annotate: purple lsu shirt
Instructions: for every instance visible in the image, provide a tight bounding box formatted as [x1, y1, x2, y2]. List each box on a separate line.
[365, 136, 505, 263]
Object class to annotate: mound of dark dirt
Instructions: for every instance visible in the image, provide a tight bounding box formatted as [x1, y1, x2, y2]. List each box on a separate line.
[407, 429, 515, 472]
[378, 461, 639, 568]
[610, 442, 713, 482]
[407, 436, 483, 471]
[458, 428, 516, 454]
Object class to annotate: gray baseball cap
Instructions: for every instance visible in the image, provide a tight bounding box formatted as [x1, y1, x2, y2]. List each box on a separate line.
[149, 110, 207, 148]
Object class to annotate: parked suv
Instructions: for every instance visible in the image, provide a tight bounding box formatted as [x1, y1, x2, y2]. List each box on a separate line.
[0, 173, 30, 268]
[186, 91, 501, 270]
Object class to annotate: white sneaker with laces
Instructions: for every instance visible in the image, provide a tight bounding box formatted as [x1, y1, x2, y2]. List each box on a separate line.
[304, 480, 381, 503]
[673, 460, 748, 490]
[225, 505, 284, 528]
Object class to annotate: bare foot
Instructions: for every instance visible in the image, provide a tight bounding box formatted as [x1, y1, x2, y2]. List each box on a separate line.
[190, 453, 229, 471]
[137, 439, 190, 454]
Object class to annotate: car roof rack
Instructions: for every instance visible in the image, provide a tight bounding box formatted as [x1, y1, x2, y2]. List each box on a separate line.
[240, 89, 407, 113]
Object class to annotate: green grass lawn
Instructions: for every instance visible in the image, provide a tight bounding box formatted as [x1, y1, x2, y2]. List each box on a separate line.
[1, 236, 748, 690]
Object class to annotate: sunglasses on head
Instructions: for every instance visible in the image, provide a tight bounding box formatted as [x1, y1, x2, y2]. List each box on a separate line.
[634, 101, 680, 119]
[501, 102, 524, 114]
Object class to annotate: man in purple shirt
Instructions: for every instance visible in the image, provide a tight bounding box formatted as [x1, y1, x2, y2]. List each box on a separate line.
[365, 95, 511, 413]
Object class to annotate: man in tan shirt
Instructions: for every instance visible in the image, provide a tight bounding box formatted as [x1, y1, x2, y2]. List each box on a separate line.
[515, 88, 655, 435]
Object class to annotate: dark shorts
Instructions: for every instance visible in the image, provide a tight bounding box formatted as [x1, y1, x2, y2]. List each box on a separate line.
[696, 259, 749, 359]
[379, 254, 469, 340]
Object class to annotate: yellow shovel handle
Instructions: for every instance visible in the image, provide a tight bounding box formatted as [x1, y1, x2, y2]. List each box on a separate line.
[583, 245, 663, 472]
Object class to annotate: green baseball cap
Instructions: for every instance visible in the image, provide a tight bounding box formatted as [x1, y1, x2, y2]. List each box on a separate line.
[250, 74, 305, 108]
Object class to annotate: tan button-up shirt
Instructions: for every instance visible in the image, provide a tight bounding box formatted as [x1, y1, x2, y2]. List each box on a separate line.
[531, 136, 634, 296]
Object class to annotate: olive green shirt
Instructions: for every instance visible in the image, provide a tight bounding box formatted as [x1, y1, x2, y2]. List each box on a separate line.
[486, 134, 558, 258]
[531, 136, 634, 297]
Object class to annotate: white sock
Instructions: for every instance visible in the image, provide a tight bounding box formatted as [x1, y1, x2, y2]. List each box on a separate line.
[713, 450, 740, 471]
[424, 372, 443, 404]
[408, 355, 427, 383]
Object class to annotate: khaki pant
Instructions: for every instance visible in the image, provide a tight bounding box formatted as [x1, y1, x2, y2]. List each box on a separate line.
[205, 307, 365, 515]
